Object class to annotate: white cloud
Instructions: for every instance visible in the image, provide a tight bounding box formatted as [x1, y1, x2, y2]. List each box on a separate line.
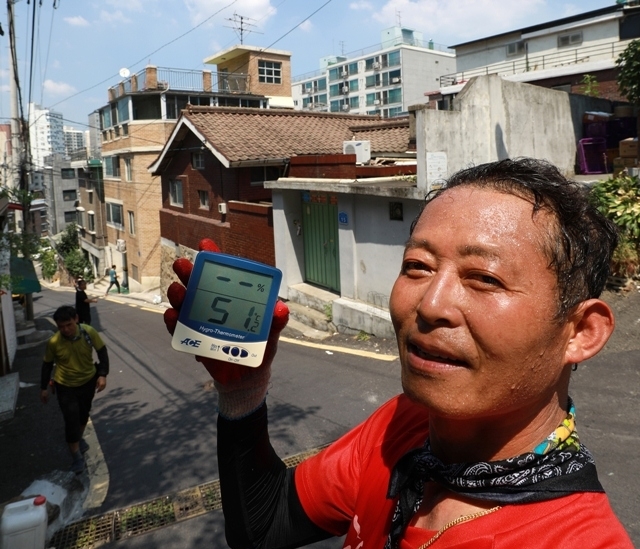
[43, 80, 76, 96]
[299, 20, 313, 32]
[374, 0, 546, 44]
[184, 0, 276, 27]
[100, 10, 132, 24]
[349, 1, 374, 9]
[64, 16, 90, 27]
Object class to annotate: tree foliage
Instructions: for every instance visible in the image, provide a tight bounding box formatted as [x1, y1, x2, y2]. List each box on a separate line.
[616, 39, 640, 104]
[590, 174, 640, 277]
[40, 249, 58, 280]
[63, 248, 91, 280]
[57, 223, 80, 257]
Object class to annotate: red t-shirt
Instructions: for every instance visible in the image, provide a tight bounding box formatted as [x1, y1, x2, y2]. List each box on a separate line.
[295, 394, 633, 549]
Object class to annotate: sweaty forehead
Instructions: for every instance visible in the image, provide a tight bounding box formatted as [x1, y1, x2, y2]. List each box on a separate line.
[414, 187, 553, 254]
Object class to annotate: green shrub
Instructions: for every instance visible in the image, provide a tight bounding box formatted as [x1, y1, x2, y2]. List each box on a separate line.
[590, 174, 640, 277]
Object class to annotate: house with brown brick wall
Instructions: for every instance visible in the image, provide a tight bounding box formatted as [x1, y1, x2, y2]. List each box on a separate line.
[97, 63, 271, 292]
[148, 106, 415, 298]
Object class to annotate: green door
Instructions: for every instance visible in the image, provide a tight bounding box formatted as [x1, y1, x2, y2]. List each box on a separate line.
[302, 191, 340, 292]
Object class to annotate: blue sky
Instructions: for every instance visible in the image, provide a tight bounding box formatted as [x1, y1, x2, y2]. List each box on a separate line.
[0, 0, 617, 132]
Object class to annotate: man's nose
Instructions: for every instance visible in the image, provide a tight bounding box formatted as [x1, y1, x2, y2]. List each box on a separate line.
[416, 269, 463, 327]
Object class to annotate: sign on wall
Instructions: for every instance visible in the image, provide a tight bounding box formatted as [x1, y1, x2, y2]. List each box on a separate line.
[426, 152, 448, 187]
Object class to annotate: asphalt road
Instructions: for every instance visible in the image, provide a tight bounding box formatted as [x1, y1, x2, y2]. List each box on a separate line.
[30, 287, 640, 547]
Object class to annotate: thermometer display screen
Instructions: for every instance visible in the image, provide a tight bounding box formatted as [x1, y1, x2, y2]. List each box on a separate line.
[188, 260, 273, 335]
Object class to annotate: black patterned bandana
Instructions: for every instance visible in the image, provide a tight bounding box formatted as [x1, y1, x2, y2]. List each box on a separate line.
[384, 398, 603, 549]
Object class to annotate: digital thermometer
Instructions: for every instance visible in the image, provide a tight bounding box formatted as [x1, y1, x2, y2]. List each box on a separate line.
[171, 251, 282, 367]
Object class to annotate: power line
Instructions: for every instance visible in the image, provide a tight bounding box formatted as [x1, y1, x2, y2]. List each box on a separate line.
[49, 0, 238, 110]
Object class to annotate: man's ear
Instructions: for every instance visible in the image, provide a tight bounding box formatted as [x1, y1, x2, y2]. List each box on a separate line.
[564, 299, 615, 365]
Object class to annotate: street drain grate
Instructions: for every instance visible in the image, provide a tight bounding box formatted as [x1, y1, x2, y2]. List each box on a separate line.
[48, 513, 114, 548]
[115, 496, 176, 538]
[199, 480, 222, 512]
[48, 444, 329, 548]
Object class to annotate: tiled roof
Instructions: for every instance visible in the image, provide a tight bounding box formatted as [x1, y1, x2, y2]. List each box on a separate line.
[182, 107, 410, 163]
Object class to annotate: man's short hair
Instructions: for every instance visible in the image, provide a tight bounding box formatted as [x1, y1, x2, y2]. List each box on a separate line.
[53, 305, 78, 323]
[412, 157, 619, 318]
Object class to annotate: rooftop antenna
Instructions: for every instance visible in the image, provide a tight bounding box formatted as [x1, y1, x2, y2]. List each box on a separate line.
[338, 40, 346, 56]
[225, 13, 261, 45]
[396, 10, 402, 27]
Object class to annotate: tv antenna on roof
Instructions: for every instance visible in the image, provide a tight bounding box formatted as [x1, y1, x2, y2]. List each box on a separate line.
[225, 13, 262, 45]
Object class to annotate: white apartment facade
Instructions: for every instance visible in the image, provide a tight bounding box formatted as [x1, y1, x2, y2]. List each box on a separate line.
[434, 2, 640, 104]
[63, 126, 85, 156]
[28, 103, 65, 169]
[292, 26, 455, 118]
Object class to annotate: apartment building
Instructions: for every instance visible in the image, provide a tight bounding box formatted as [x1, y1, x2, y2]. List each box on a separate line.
[42, 154, 80, 236]
[28, 103, 65, 169]
[97, 57, 278, 291]
[63, 126, 85, 156]
[292, 26, 455, 118]
[431, 2, 640, 108]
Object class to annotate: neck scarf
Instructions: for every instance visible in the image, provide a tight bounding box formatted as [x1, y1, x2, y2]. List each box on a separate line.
[384, 398, 603, 549]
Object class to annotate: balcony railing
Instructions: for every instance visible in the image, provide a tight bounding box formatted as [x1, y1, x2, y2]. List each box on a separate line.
[439, 39, 631, 88]
[109, 66, 251, 98]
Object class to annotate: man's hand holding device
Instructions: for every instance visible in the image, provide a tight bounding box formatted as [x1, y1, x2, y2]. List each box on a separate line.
[164, 238, 289, 418]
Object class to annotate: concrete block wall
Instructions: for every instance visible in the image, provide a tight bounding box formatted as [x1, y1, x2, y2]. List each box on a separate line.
[414, 74, 580, 191]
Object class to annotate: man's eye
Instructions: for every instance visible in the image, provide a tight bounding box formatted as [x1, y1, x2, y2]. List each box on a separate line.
[402, 261, 428, 275]
[476, 274, 501, 287]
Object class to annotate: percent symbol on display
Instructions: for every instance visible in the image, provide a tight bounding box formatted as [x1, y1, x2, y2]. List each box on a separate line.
[257, 284, 265, 292]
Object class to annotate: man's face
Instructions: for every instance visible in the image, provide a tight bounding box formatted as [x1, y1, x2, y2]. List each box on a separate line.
[57, 317, 79, 339]
[389, 186, 574, 420]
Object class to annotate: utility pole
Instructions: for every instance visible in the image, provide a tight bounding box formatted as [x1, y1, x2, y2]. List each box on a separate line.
[8, 0, 35, 321]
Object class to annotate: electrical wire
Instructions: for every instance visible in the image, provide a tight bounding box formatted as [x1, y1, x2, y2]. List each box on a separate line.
[49, 0, 238, 110]
[39, 0, 57, 104]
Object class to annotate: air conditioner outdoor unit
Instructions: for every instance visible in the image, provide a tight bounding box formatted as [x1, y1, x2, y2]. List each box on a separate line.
[373, 99, 381, 105]
[343, 140, 371, 164]
[342, 104, 350, 111]
[342, 86, 349, 94]
[218, 202, 227, 214]
[392, 77, 401, 83]
[341, 70, 348, 77]
[373, 62, 381, 70]
[116, 239, 126, 252]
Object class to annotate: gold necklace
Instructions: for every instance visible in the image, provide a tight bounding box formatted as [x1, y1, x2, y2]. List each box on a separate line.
[417, 505, 502, 549]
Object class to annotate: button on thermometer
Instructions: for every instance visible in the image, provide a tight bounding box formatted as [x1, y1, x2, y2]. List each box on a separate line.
[171, 252, 282, 367]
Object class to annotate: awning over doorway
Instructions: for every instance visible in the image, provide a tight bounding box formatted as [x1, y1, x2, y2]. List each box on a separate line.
[10, 256, 41, 294]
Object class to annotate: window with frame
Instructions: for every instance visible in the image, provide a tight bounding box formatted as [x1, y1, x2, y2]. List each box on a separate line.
[330, 100, 341, 113]
[63, 190, 77, 201]
[349, 79, 359, 92]
[76, 210, 84, 226]
[348, 62, 359, 75]
[349, 96, 360, 109]
[388, 50, 401, 66]
[558, 32, 582, 47]
[88, 213, 95, 232]
[258, 60, 282, 84]
[106, 202, 124, 227]
[169, 180, 183, 207]
[192, 152, 205, 170]
[329, 84, 341, 97]
[365, 57, 375, 71]
[506, 41, 526, 56]
[366, 74, 381, 88]
[198, 190, 209, 209]
[128, 211, 135, 235]
[65, 211, 77, 223]
[124, 157, 132, 181]
[104, 156, 120, 177]
[61, 168, 75, 179]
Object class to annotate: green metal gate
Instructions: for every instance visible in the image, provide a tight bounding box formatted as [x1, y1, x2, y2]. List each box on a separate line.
[302, 192, 340, 292]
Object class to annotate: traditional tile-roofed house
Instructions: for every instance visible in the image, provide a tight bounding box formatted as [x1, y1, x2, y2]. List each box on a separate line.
[149, 106, 414, 299]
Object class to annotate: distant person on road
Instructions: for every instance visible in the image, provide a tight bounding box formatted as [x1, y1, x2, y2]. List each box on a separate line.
[75, 279, 98, 325]
[40, 305, 109, 474]
[165, 158, 633, 548]
[105, 265, 120, 296]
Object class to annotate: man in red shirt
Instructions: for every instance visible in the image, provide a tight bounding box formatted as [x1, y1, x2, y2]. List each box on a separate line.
[165, 158, 633, 548]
